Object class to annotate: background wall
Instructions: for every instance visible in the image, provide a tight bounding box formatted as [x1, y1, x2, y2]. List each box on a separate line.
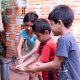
[5, 0, 80, 57]
[0, 0, 4, 31]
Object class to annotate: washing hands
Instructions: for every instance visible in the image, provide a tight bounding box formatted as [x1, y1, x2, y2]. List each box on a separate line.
[16, 64, 26, 72]
[25, 61, 43, 73]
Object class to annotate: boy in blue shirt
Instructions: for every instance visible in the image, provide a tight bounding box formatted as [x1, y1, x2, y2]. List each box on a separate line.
[26, 5, 80, 80]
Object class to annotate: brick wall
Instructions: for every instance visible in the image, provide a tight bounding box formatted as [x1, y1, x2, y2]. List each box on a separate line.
[0, 1, 4, 31]
[5, 0, 80, 57]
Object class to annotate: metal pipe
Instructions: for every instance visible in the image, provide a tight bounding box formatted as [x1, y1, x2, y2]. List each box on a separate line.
[0, 58, 9, 80]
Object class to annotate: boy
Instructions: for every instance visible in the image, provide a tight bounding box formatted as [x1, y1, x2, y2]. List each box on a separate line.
[32, 18, 57, 80]
[17, 18, 58, 80]
[26, 5, 80, 80]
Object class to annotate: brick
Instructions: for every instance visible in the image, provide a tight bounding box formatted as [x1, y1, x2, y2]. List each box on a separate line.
[41, 10, 50, 15]
[73, 20, 80, 23]
[41, 6, 50, 14]
[46, 0, 57, 4]
[14, 7, 26, 15]
[6, 8, 12, 15]
[6, 26, 11, 32]
[6, 40, 11, 46]
[69, 4, 78, 11]
[74, 15, 80, 20]
[71, 27, 80, 35]
[15, 41, 18, 46]
[9, 34, 16, 40]
[62, 0, 73, 3]
[30, 0, 46, 5]
[6, 47, 16, 58]
[8, 16, 16, 24]
[5, 24, 12, 32]
[14, 25, 21, 32]
[25, 8, 36, 13]
[41, 14, 48, 19]
[28, 5, 36, 8]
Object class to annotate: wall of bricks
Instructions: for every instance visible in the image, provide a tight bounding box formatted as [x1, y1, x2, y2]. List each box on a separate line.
[5, 0, 80, 57]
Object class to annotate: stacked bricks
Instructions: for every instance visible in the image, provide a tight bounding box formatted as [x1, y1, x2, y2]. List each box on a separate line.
[5, 0, 80, 57]
[6, 0, 28, 57]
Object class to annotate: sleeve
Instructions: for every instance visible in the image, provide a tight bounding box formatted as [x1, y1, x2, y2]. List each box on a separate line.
[38, 45, 51, 62]
[56, 36, 69, 58]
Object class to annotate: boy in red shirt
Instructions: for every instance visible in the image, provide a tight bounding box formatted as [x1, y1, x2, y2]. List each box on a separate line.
[31, 18, 57, 80]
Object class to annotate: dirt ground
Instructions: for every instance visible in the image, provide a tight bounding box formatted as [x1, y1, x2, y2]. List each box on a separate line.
[0, 61, 43, 80]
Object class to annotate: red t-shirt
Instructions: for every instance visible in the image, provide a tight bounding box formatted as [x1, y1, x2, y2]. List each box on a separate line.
[37, 37, 57, 80]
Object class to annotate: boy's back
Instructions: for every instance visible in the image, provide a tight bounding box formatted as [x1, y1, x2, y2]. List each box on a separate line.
[56, 32, 80, 80]
[37, 37, 57, 80]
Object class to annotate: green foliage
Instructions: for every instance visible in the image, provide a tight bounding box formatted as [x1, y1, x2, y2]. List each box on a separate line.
[1, 0, 9, 23]
[1, 0, 15, 23]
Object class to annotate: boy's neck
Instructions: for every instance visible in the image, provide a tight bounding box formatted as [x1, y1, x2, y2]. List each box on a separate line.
[61, 27, 71, 36]
[41, 36, 51, 44]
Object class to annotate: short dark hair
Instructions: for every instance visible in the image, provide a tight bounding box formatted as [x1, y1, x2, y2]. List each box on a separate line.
[23, 12, 38, 23]
[48, 5, 74, 28]
[32, 18, 51, 34]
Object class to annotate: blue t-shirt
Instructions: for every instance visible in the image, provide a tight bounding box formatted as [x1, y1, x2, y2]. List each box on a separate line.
[20, 29, 36, 52]
[56, 32, 80, 80]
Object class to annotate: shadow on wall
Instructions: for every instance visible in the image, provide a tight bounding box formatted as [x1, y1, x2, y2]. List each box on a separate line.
[0, 31, 6, 57]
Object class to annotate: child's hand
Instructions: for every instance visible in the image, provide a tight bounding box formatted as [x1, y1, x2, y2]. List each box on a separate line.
[16, 65, 26, 72]
[16, 64, 21, 68]
[18, 55, 29, 62]
[17, 56, 26, 64]
[17, 56, 24, 60]
[26, 64, 39, 73]
[34, 61, 43, 66]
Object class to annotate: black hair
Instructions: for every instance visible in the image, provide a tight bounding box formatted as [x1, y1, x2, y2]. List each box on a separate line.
[48, 5, 74, 28]
[23, 12, 38, 23]
[32, 18, 51, 34]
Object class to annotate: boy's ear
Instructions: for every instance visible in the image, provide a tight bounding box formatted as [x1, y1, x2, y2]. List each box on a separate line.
[58, 20, 63, 25]
[44, 30, 49, 34]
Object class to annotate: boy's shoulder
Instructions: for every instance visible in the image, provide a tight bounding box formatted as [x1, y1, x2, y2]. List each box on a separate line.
[46, 38, 56, 48]
[59, 32, 75, 41]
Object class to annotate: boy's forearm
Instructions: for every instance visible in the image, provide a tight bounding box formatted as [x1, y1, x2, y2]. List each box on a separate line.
[26, 57, 38, 66]
[32, 61, 56, 72]
[26, 50, 36, 58]
[30, 56, 63, 72]
[22, 55, 39, 67]
[24, 47, 38, 59]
